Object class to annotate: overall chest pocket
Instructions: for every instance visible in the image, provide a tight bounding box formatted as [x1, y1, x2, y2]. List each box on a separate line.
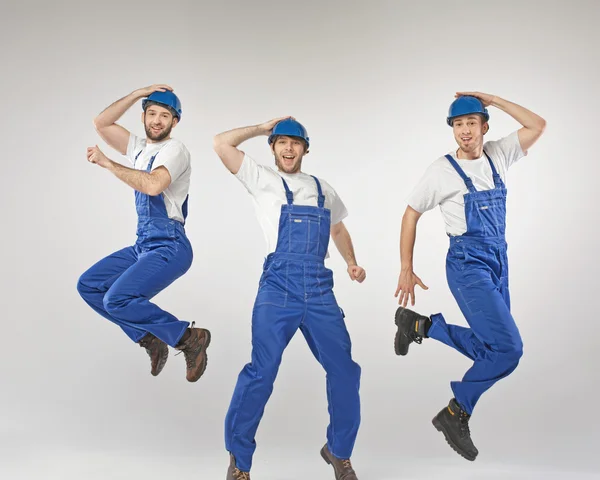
[474, 198, 506, 230]
[288, 212, 325, 253]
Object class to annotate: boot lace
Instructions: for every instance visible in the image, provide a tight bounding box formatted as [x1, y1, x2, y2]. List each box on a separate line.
[410, 331, 423, 344]
[459, 412, 471, 438]
[175, 321, 199, 368]
[233, 469, 250, 480]
[342, 459, 353, 470]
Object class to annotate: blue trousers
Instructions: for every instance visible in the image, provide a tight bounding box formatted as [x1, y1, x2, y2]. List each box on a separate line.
[77, 238, 192, 347]
[225, 299, 361, 471]
[429, 241, 523, 414]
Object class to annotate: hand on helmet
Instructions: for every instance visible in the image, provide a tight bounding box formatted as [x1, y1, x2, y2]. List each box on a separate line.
[455, 91, 496, 108]
[136, 84, 174, 98]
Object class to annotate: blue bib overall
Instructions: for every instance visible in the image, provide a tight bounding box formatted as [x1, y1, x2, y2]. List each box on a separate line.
[428, 152, 523, 415]
[225, 176, 361, 471]
[77, 150, 193, 347]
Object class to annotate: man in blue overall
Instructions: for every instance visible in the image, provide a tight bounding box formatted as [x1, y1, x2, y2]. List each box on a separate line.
[77, 84, 211, 382]
[214, 117, 366, 480]
[393, 93, 546, 460]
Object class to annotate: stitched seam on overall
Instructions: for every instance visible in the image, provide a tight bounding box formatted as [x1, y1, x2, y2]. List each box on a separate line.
[303, 320, 336, 452]
[229, 366, 254, 441]
[315, 265, 325, 305]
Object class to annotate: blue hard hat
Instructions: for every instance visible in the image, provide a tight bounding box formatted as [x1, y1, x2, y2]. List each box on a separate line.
[142, 90, 182, 120]
[447, 96, 489, 126]
[268, 118, 310, 149]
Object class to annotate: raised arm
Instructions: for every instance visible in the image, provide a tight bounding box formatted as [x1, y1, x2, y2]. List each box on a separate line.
[456, 91, 547, 153]
[94, 84, 173, 155]
[395, 205, 429, 306]
[213, 117, 291, 174]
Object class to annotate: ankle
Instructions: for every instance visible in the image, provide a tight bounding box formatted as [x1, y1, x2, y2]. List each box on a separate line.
[423, 316, 432, 337]
[177, 328, 191, 347]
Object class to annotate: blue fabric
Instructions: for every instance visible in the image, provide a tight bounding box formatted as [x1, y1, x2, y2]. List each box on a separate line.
[428, 153, 523, 414]
[77, 150, 192, 347]
[225, 176, 361, 471]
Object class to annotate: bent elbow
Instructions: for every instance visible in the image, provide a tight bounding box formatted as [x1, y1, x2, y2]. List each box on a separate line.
[146, 185, 164, 197]
[213, 136, 224, 153]
[537, 118, 547, 134]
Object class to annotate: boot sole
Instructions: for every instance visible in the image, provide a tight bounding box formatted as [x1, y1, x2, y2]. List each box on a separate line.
[394, 307, 410, 356]
[188, 329, 211, 382]
[432, 416, 477, 462]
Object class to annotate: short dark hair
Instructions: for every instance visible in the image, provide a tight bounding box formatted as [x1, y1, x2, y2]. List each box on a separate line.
[143, 101, 179, 120]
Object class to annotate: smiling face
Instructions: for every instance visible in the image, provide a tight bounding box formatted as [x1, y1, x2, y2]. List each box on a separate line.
[271, 135, 308, 174]
[452, 114, 489, 157]
[142, 104, 178, 142]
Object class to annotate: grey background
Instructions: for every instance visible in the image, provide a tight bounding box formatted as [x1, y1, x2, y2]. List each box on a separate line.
[2, 0, 599, 479]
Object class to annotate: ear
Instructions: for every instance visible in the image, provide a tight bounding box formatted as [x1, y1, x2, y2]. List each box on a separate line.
[270, 143, 276, 155]
[172, 117, 179, 128]
[141, 111, 145, 124]
[482, 122, 489, 135]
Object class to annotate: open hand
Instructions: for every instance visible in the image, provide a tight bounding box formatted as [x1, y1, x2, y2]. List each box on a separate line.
[259, 116, 295, 135]
[455, 91, 496, 107]
[394, 269, 428, 306]
[136, 84, 174, 98]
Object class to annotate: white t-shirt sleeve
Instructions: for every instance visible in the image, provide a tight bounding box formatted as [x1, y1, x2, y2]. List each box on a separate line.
[125, 133, 143, 166]
[484, 130, 526, 170]
[152, 143, 190, 182]
[406, 162, 447, 214]
[327, 186, 349, 225]
[234, 154, 264, 195]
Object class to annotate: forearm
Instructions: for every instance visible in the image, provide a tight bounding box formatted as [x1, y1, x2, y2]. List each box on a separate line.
[94, 90, 143, 129]
[106, 161, 162, 195]
[332, 227, 358, 267]
[400, 214, 418, 272]
[213, 124, 267, 148]
[490, 96, 546, 132]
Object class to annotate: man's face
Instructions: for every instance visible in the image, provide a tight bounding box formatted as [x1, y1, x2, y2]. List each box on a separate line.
[143, 105, 178, 142]
[452, 114, 488, 155]
[271, 135, 307, 174]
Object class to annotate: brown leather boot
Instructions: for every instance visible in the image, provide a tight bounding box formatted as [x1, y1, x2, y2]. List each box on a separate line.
[138, 333, 168, 376]
[320, 444, 358, 480]
[175, 322, 211, 382]
[226, 454, 250, 480]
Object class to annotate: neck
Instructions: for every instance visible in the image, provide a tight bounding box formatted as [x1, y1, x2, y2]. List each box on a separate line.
[146, 136, 170, 144]
[456, 145, 483, 160]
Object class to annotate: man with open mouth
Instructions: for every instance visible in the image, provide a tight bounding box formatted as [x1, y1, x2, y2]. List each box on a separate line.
[214, 117, 365, 480]
[393, 93, 546, 461]
[77, 84, 211, 382]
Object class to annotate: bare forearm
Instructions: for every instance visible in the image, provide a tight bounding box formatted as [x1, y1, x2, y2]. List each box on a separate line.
[213, 124, 267, 148]
[94, 90, 143, 129]
[106, 161, 161, 195]
[332, 228, 358, 267]
[400, 214, 418, 272]
[490, 96, 546, 132]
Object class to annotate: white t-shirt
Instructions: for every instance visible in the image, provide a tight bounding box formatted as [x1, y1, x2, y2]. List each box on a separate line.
[407, 131, 525, 236]
[126, 134, 191, 223]
[235, 154, 348, 257]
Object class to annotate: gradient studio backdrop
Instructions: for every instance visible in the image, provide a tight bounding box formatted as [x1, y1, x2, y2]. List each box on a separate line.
[2, 1, 598, 479]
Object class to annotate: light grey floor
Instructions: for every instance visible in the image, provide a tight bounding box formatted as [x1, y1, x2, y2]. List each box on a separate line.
[3, 444, 599, 479]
